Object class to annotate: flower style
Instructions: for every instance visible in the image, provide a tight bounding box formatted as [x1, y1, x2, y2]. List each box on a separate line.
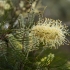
[30, 18, 70, 48]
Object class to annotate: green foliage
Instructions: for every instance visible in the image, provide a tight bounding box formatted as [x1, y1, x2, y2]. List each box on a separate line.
[0, 0, 70, 70]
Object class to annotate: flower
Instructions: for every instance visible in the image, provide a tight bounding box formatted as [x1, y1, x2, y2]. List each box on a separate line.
[19, 1, 24, 8]
[0, 0, 11, 16]
[4, 3, 10, 10]
[0, 0, 10, 14]
[41, 57, 47, 62]
[0, 0, 6, 8]
[66, 61, 70, 69]
[30, 18, 70, 48]
[0, 9, 4, 16]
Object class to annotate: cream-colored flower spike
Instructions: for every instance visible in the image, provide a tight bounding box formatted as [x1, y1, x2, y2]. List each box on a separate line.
[30, 18, 70, 48]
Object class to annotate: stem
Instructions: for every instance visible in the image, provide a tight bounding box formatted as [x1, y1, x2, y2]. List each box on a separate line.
[38, 49, 44, 56]
[47, 68, 50, 70]
[36, 47, 46, 58]
[19, 62, 24, 70]
[47, 65, 50, 70]
[26, 51, 29, 60]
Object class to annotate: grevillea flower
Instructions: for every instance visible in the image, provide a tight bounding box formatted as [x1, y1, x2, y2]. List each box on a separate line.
[30, 18, 70, 48]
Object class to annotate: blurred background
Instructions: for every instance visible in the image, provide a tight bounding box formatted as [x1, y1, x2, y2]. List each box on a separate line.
[43, 0, 70, 22]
